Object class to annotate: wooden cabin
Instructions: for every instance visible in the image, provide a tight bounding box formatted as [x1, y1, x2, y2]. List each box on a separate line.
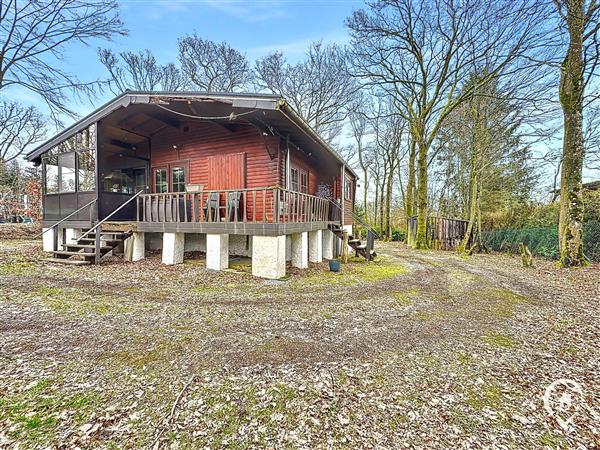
[27, 91, 372, 278]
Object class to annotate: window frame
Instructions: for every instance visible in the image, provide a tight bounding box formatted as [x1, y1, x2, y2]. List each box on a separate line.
[290, 165, 308, 194]
[151, 161, 189, 193]
[344, 177, 353, 201]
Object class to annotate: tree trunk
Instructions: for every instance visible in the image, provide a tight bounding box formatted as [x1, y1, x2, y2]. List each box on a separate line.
[414, 140, 429, 249]
[405, 138, 417, 245]
[558, 0, 586, 267]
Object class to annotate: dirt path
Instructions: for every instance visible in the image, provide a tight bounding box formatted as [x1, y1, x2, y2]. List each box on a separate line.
[0, 240, 598, 448]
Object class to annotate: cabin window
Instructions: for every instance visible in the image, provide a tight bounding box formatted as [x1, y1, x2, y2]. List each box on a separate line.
[58, 153, 76, 193]
[291, 167, 299, 192]
[290, 166, 308, 193]
[44, 155, 59, 194]
[104, 168, 146, 194]
[300, 172, 308, 194]
[171, 166, 185, 192]
[77, 149, 95, 191]
[344, 178, 352, 201]
[154, 168, 168, 193]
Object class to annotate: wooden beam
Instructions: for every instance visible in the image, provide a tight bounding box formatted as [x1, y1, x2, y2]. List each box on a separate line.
[141, 111, 180, 129]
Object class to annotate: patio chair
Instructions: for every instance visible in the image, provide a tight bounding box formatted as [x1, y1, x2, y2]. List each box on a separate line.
[227, 191, 243, 222]
[203, 192, 219, 222]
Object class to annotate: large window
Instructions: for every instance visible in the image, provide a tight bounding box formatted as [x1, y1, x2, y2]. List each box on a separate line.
[58, 153, 76, 192]
[42, 124, 97, 195]
[152, 162, 188, 193]
[77, 150, 95, 191]
[104, 168, 146, 194]
[344, 178, 353, 201]
[44, 156, 59, 194]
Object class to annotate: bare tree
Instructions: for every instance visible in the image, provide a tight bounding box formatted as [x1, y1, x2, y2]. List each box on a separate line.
[347, 0, 551, 249]
[0, 101, 46, 163]
[554, 0, 600, 267]
[255, 41, 358, 143]
[99, 48, 185, 95]
[0, 0, 125, 120]
[178, 34, 253, 92]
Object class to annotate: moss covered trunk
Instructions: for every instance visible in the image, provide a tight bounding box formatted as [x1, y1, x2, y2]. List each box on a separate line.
[405, 139, 417, 246]
[558, 0, 586, 267]
[415, 139, 429, 249]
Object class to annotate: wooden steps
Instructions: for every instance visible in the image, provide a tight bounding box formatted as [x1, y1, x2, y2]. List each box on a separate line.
[329, 224, 377, 261]
[45, 229, 133, 265]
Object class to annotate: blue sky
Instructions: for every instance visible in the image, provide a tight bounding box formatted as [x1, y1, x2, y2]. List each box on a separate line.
[52, 0, 361, 112]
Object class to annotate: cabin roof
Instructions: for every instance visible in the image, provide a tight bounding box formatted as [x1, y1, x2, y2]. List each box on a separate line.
[26, 91, 357, 177]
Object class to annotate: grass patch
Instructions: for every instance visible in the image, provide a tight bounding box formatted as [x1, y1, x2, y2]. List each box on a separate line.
[483, 332, 518, 349]
[296, 257, 407, 287]
[488, 288, 529, 318]
[466, 384, 504, 411]
[538, 432, 569, 449]
[0, 379, 100, 446]
[34, 286, 132, 315]
[393, 287, 418, 307]
[0, 261, 35, 276]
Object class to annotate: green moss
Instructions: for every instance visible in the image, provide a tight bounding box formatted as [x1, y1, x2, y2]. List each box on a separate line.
[296, 257, 407, 287]
[34, 287, 131, 315]
[483, 332, 518, 349]
[393, 288, 418, 307]
[0, 379, 100, 446]
[488, 288, 529, 318]
[538, 432, 569, 449]
[466, 384, 504, 410]
[0, 261, 34, 275]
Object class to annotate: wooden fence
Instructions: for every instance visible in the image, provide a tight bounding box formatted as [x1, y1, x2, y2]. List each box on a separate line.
[407, 216, 470, 250]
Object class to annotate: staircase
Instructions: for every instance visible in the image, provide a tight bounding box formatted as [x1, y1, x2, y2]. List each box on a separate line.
[329, 223, 377, 261]
[44, 230, 133, 265]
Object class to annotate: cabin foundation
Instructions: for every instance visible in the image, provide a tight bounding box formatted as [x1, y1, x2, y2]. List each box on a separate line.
[42, 228, 56, 252]
[206, 234, 229, 270]
[252, 235, 286, 279]
[125, 232, 145, 262]
[309, 230, 323, 263]
[291, 232, 309, 269]
[65, 228, 81, 244]
[162, 232, 184, 265]
[322, 229, 335, 260]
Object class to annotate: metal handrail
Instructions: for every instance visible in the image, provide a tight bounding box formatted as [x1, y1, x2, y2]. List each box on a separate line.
[31, 198, 97, 239]
[327, 198, 380, 239]
[79, 190, 144, 240]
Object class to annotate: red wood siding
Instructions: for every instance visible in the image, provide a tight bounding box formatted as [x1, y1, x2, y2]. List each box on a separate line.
[151, 122, 279, 190]
[289, 150, 318, 195]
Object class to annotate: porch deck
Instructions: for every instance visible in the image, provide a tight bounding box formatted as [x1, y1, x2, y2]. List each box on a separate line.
[102, 187, 337, 236]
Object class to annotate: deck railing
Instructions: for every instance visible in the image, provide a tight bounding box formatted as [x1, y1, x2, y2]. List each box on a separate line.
[137, 187, 330, 224]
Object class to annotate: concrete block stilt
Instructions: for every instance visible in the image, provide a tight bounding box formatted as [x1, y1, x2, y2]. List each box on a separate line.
[252, 235, 286, 279]
[309, 229, 323, 263]
[125, 232, 146, 262]
[162, 232, 184, 265]
[322, 229, 335, 260]
[291, 232, 308, 269]
[206, 233, 229, 270]
[42, 227, 56, 252]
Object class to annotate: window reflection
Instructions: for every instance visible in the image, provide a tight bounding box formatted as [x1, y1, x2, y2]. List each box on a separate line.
[44, 156, 59, 194]
[171, 167, 185, 192]
[77, 150, 95, 191]
[58, 153, 76, 193]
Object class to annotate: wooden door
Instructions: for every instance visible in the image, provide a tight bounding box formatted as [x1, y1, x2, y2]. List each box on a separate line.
[207, 153, 246, 190]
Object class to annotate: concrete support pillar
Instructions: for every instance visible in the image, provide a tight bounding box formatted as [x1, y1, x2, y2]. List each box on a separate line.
[291, 232, 308, 269]
[125, 232, 145, 262]
[206, 234, 229, 270]
[162, 232, 184, 265]
[309, 229, 323, 263]
[42, 227, 56, 252]
[252, 235, 286, 279]
[65, 228, 81, 245]
[322, 229, 335, 260]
